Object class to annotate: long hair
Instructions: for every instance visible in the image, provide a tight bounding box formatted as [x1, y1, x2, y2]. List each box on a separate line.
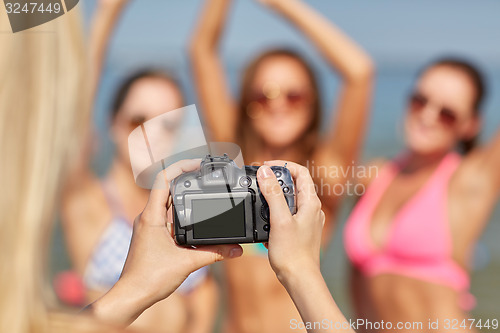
[419, 57, 487, 155]
[0, 7, 90, 333]
[237, 49, 322, 164]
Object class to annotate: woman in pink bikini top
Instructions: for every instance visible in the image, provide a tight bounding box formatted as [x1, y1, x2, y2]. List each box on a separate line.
[344, 57, 500, 332]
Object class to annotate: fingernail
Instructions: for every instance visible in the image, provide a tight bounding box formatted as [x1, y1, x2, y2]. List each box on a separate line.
[230, 247, 243, 258]
[259, 165, 274, 178]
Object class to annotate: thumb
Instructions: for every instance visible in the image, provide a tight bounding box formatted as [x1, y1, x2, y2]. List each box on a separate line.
[257, 165, 291, 220]
[186, 245, 243, 270]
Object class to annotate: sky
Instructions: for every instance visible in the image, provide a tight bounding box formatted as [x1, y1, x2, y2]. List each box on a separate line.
[81, 0, 500, 73]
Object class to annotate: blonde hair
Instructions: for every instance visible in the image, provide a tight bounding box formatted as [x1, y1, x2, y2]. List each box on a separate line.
[0, 7, 91, 333]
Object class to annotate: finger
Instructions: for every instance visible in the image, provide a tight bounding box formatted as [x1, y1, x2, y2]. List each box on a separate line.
[257, 165, 291, 221]
[264, 160, 319, 216]
[166, 221, 174, 237]
[165, 207, 174, 236]
[186, 244, 243, 270]
[143, 159, 201, 225]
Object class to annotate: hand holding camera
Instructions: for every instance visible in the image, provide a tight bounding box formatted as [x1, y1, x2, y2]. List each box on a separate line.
[90, 159, 243, 326]
[257, 161, 325, 283]
[170, 155, 324, 282]
[171, 154, 296, 245]
[91, 158, 324, 326]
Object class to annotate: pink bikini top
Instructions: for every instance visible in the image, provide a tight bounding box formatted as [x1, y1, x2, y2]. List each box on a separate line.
[344, 152, 470, 293]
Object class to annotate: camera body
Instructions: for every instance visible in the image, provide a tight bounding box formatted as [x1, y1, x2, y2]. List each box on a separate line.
[171, 154, 296, 245]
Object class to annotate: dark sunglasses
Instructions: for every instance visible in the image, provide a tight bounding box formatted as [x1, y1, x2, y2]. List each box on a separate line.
[252, 90, 311, 106]
[408, 92, 458, 127]
[127, 115, 180, 133]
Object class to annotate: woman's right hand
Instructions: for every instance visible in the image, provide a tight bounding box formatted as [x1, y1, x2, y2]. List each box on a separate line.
[257, 161, 325, 282]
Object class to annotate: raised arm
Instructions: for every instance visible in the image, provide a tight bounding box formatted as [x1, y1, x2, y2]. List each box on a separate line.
[447, 124, 500, 245]
[261, 0, 374, 188]
[188, 0, 237, 142]
[62, 1, 128, 264]
[482, 128, 500, 194]
[90, 0, 128, 97]
[64, 0, 128, 187]
[464, 126, 500, 196]
[257, 161, 355, 333]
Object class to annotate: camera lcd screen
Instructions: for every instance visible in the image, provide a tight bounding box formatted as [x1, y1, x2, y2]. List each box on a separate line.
[192, 198, 246, 239]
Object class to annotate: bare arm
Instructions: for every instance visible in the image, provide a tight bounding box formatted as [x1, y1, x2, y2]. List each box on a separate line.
[189, 0, 237, 142]
[281, 269, 354, 333]
[457, 125, 500, 201]
[474, 128, 500, 194]
[258, 161, 355, 333]
[90, 0, 128, 97]
[64, 0, 128, 189]
[87, 161, 243, 326]
[446, 126, 500, 253]
[263, 0, 374, 193]
[62, 1, 128, 272]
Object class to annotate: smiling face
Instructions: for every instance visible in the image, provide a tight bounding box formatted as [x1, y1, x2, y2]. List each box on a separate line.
[404, 65, 481, 155]
[245, 55, 317, 149]
[111, 77, 184, 164]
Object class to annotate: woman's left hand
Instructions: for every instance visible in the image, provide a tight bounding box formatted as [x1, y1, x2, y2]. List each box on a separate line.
[88, 159, 243, 326]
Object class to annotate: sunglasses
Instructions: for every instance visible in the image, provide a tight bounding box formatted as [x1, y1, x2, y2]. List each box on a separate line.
[127, 114, 180, 134]
[408, 92, 458, 127]
[251, 89, 311, 107]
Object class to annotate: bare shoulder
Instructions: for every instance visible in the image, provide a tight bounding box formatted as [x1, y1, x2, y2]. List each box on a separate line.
[61, 175, 110, 231]
[61, 175, 113, 271]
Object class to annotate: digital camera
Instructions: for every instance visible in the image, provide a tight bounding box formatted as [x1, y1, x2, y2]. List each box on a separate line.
[171, 154, 296, 245]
